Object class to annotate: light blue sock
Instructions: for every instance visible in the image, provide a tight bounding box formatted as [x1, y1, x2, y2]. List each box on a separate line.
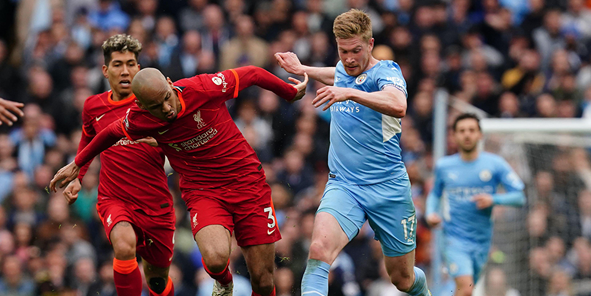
[406, 267, 430, 296]
[301, 259, 331, 296]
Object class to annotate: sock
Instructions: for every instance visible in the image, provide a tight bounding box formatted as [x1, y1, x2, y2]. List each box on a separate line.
[406, 267, 430, 296]
[113, 258, 142, 296]
[252, 287, 276, 296]
[202, 258, 233, 286]
[301, 259, 331, 296]
[149, 276, 174, 296]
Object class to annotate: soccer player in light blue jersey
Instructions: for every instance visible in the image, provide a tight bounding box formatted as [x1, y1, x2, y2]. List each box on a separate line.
[425, 113, 526, 296]
[275, 9, 430, 296]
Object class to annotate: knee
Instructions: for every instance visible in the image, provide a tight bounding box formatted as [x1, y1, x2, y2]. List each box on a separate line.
[308, 240, 332, 263]
[455, 285, 473, 296]
[112, 236, 136, 260]
[251, 271, 274, 296]
[390, 273, 414, 292]
[148, 276, 168, 294]
[202, 252, 230, 274]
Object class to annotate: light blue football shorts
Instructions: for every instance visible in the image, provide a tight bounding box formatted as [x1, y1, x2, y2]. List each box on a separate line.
[442, 236, 490, 282]
[317, 174, 416, 257]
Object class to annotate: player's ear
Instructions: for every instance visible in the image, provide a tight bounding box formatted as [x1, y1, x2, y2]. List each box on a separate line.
[368, 38, 375, 51]
[166, 77, 174, 87]
[102, 65, 108, 79]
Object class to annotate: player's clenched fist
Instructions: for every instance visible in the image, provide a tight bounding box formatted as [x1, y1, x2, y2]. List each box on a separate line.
[50, 161, 81, 192]
[0, 98, 24, 126]
[63, 179, 82, 205]
[426, 213, 442, 228]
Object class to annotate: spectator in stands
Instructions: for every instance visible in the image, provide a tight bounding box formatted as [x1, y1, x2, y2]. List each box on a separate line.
[88, 0, 129, 32]
[220, 15, 269, 70]
[0, 255, 34, 296]
[485, 267, 521, 296]
[178, 0, 208, 33]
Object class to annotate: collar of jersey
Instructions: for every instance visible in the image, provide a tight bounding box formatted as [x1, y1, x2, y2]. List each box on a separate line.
[108, 90, 136, 105]
[173, 86, 186, 117]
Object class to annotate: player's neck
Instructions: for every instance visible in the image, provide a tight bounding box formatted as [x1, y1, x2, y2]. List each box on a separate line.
[362, 56, 380, 72]
[111, 91, 132, 102]
[460, 150, 479, 162]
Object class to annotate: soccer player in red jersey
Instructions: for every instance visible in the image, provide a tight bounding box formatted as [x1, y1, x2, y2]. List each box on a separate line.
[50, 66, 308, 296]
[62, 35, 175, 296]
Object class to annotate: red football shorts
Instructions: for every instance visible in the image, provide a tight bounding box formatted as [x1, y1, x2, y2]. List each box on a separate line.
[184, 180, 281, 247]
[96, 197, 176, 268]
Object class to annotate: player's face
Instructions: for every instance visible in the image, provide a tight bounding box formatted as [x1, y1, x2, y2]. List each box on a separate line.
[454, 119, 482, 153]
[336, 36, 374, 77]
[103, 51, 140, 98]
[141, 78, 181, 122]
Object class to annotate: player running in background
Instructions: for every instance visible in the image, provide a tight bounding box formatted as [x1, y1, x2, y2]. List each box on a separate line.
[275, 9, 431, 296]
[50, 66, 307, 296]
[62, 34, 176, 296]
[425, 113, 526, 296]
[0, 98, 24, 126]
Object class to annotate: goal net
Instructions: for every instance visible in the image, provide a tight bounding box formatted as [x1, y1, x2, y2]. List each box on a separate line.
[478, 118, 591, 296]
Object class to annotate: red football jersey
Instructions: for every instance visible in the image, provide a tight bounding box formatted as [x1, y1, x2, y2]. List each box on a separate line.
[80, 91, 173, 215]
[75, 66, 297, 194]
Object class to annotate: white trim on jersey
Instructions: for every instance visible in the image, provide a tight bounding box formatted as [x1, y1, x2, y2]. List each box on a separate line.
[382, 114, 402, 142]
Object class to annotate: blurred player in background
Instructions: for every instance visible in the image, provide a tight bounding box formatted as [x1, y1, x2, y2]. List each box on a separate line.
[426, 113, 526, 296]
[63, 34, 175, 296]
[0, 98, 24, 126]
[275, 9, 431, 296]
[51, 65, 307, 296]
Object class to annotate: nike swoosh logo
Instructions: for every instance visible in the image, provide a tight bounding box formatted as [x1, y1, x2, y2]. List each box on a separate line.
[267, 228, 276, 235]
[158, 129, 169, 135]
[95, 114, 105, 121]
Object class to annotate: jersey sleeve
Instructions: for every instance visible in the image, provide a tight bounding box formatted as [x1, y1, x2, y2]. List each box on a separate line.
[187, 66, 298, 103]
[426, 162, 445, 216]
[78, 98, 96, 181]
[376, 62, 408, 98]
[121, 107, 153, 141]
[496, 158, 525, 192]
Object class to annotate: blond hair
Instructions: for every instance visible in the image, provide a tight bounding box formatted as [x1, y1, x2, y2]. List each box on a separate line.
[102, 34, 142, 65]
[333, 9, 372, 42]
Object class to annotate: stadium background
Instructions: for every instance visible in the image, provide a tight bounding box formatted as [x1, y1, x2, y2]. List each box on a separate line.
[1, 0, 591, 295]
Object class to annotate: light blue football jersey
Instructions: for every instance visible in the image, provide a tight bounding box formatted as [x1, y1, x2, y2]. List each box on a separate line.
[329, 60, 408, 185]
[429, 152, 525, 244]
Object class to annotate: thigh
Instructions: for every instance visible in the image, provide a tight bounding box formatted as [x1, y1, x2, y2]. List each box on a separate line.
[317, 180, 367, 241]
[135, 210, 176, 268]
[363, 177, 417, 257]
[233, 182, 281, 247]
[241, 243, 275, 278]
[97, 198, 138, 244]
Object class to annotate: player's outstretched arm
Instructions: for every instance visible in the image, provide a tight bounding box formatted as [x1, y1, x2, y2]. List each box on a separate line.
[232, 66, 308, 102]
[50, 119, 125, 191]
[275, 52, 335, 85]
[0, 98, 24, 126]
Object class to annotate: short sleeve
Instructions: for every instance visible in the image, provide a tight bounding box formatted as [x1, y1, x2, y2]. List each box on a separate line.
[375, 62, 407, 98]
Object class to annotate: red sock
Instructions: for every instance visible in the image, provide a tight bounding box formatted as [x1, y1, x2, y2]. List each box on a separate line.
[202, 258, 233, 285]
[252, 287, 276, 296]
[113, 258, 142, 296]
[149, 276, 174, 296]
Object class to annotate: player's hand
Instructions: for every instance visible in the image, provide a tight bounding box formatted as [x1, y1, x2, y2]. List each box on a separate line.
[473, 193, 494, 209]
[0, 98, 24, 126]
[137, 136, 158, 147]
[313, 86, 350, 111]
[63, 179, 81, 205]
[275, 52, 304, 75]
[426, 213, 442, 228]
[289, 73, 308, 102]
[49, 161, 81, 192]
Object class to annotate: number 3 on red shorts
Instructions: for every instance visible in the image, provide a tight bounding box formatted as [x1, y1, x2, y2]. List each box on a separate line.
[263, 207, 276, 229]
